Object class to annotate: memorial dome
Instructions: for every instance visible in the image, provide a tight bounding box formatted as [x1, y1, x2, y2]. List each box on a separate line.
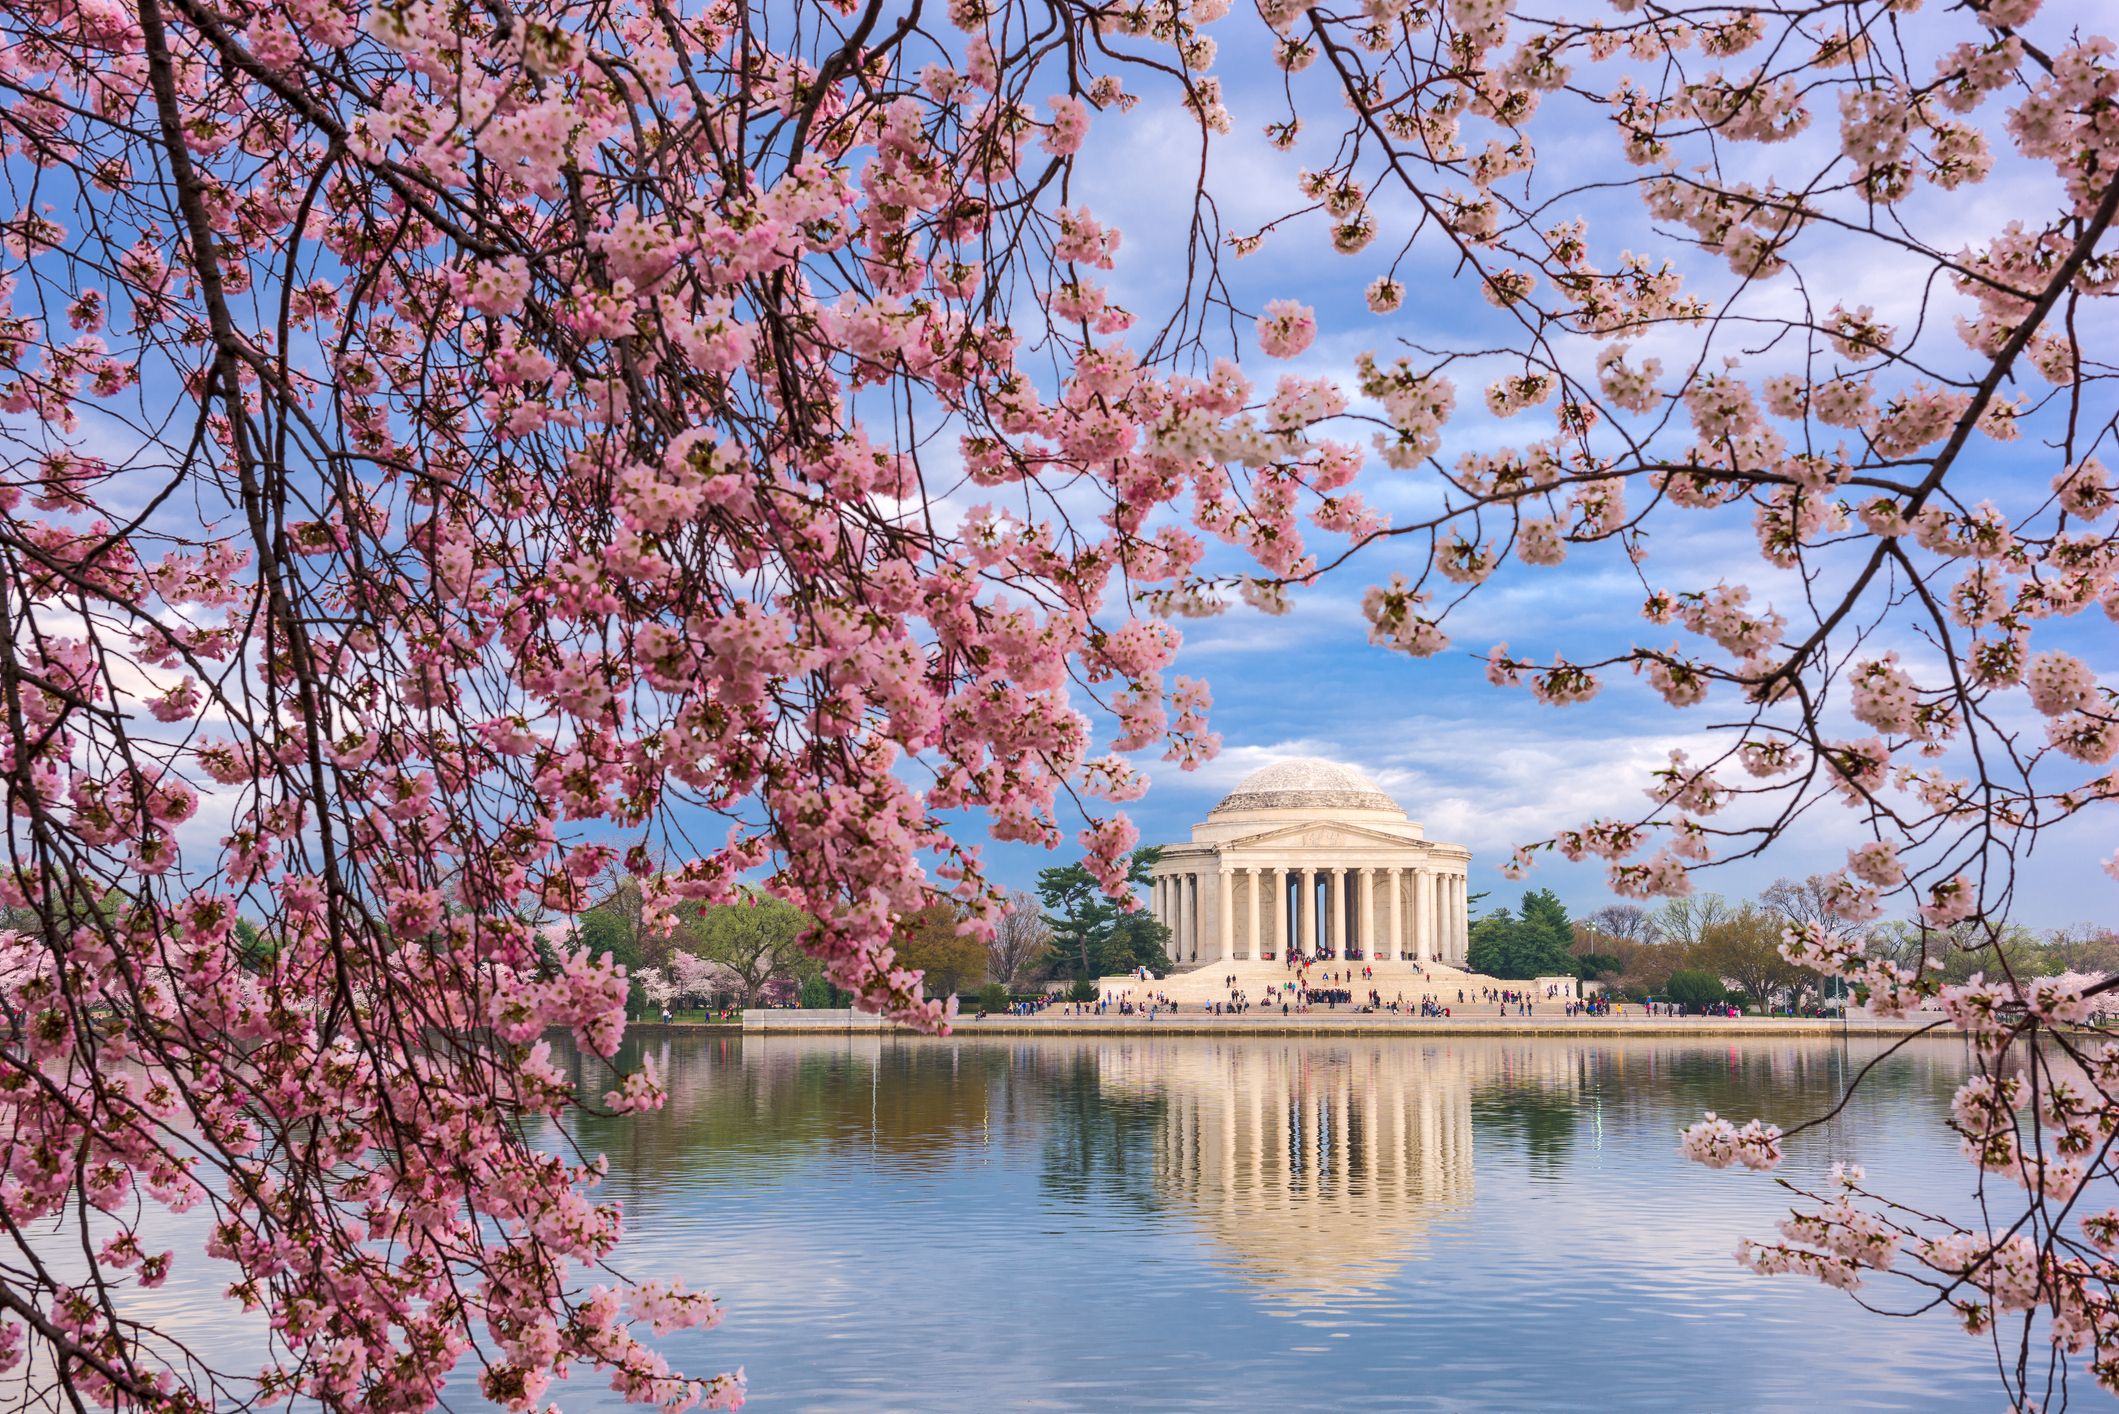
[1208, 757, 1404, 817]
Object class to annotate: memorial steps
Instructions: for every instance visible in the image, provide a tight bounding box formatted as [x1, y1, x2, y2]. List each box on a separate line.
[1095, 956, 1523, 1007]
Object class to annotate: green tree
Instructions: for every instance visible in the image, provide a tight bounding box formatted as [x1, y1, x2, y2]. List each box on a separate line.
[2044, 924, 2119, 977]
[1036, 862, 1103, 978]
[579, 875, 654, 971]
[1518, 888, 1575, 969]
[1663, 969, 1726, 1010]
[798, 974, 849, 1008]
[689, 889, 814, 1007]
[1103, 908, 1172, 977]
[1468, 906, 1518, 977]
[893, 902, 988, 998]
[233, 917, 280, 972]
[1036, 848, 1171, 979]
[1865, 918, 2046, 985]
[578, 877, 657, 1015]
[1468, 889, 1576, 979]
[1688, 905, 1801, 1010]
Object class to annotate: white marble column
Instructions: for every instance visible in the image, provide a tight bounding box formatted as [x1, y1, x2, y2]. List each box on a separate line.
[1444, 874, 1458, 963]
[1328, 867, 1345, 957]
[1179, 872, 1191, 962]
[1288, 869, 1305, 958]
[1442, 874, 1455, 964]
[1449, 877, 1460, 963]
[1261, 867, 1274, 959]
[1387, 867, 1403, 961]
[1415, 869, 1434, 965]
[1218, 867, 1233, 963]
[1455, 874, 1469, 961]
[1442, 874, 1454, 963]
[1190, 873, 1202, 962]
[1432, 874, 1444, 964]
[1174, 874, 1188, 965]
[1359, 868, 1374, 961]
[1273, 866, 1287, 958]
[1246, 867, 1261, 961]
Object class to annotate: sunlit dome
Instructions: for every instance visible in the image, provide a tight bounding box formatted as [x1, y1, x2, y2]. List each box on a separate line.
[1209, 757, 1403, 817]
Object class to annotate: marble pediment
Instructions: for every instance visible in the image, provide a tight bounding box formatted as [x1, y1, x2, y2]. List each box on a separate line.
[1226, 821, 1423, 852]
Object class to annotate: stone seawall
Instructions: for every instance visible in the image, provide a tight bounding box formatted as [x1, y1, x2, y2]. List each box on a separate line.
[618, 1021, 742, 1037]
[739, 1008, 1946, 1039]
[740, 1007, 889, 1032]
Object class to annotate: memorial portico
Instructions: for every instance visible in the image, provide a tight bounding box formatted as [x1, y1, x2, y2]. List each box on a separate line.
[1145, 758, 1471, 970]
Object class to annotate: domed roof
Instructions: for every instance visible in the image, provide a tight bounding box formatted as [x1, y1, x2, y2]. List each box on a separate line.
[1209, 757, 1403, 816]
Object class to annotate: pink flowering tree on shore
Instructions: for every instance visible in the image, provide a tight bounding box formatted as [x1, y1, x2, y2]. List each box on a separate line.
[1, 0, 2116, 1404]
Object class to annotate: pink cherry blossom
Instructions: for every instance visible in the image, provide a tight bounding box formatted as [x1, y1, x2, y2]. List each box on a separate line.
[1255, 300, 1317, 358]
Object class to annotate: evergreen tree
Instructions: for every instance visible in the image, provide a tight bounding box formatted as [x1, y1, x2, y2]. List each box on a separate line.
[1467, 890, 1577, 979]
[1516, 889, 1576, 975]
[1036, 847, 1171, 978]
[1467, 906, 1518, 978]
[1102, 907, 1173, 978]
[1036, 862, 1108, 979]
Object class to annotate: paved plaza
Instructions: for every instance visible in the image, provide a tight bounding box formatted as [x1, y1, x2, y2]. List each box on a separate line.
[743, 1008, 1935, 1038]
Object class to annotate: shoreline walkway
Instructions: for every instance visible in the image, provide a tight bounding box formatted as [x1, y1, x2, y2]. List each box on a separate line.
[736, 1008, 1948, 1039]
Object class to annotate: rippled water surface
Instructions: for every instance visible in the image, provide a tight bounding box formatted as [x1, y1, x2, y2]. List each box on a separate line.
[538, 1033, 1999, 1411]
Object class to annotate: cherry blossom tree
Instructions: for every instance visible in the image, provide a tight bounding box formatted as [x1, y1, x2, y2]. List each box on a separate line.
[0, 0, 1250, 1391]
[2, 0, 2117, 1404]
[635, 966, 681, 1012]
[670, 948, 724, 1006]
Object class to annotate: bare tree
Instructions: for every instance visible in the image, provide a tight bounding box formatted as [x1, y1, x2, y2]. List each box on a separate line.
[1648, 895, 1729, 949]
[1760, 876, 1861, 946]
[988, 890, 1053, 990]
[1583, 904, 1657, 944]
[1761, 876, 1873, 1007]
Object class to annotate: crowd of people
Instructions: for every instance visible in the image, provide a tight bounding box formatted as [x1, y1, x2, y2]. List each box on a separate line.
[1260, 953, 1463, 1015]
[994, 951, 1804, 1022]
[1082, 952, 1675, 1018]
[1082, 989, 1179, 1017]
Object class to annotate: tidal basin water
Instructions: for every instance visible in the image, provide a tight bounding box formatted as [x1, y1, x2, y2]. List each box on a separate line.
[551, 1032, 1999, 1411]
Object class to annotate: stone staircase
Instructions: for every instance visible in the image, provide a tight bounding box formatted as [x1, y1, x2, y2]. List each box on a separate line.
[1096, 957, 1522, 1007]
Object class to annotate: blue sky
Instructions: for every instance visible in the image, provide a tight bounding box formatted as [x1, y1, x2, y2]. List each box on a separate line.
[952, 5, 2119, 933]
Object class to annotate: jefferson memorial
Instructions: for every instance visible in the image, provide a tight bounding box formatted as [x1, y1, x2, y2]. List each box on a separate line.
[1144, 758, 1472, 971]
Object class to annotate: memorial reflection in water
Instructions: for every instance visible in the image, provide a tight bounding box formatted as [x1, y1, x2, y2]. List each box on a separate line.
[1098, 1040, 1479, 1299]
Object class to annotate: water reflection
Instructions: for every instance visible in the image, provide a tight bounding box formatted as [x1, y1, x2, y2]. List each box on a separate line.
[532, 1035, 2000, 1412]
[1, 1033, 1990, 1412]
[560, 1032, 1971, 1311]
[1103, 1041, 1476, 1299]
